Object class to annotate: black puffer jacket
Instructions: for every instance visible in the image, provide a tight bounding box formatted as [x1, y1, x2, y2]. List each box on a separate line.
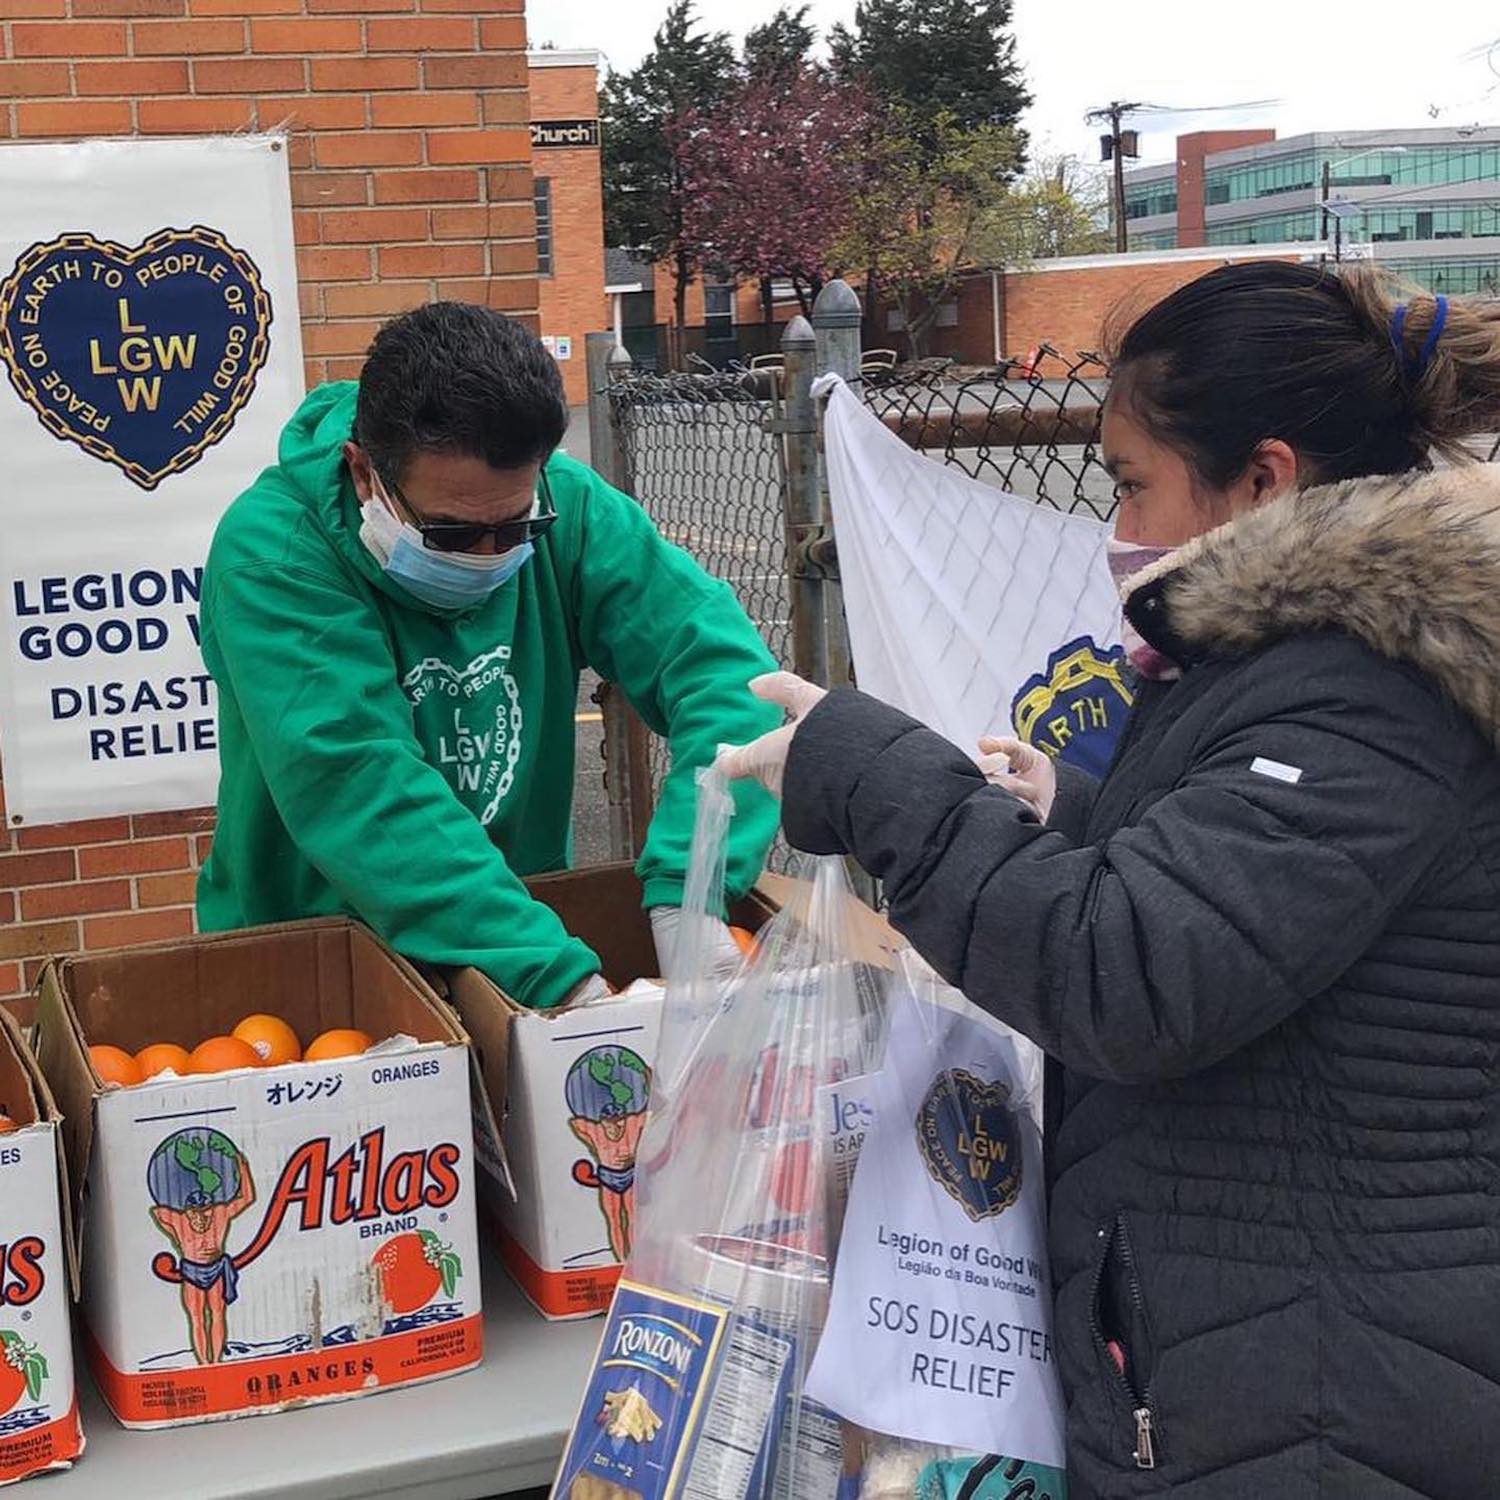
[783, 468, 1500, 1499]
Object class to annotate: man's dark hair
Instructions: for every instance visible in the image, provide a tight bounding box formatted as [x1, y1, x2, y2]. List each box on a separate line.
[354, 301, 568, 481]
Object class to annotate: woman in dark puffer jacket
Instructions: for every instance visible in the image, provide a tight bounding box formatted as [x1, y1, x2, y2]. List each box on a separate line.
[721, 262, 1500, 1499]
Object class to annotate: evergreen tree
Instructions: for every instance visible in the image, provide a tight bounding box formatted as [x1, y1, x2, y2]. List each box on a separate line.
[831, 0, 1031, 160]
[599, 1, 739, 324]
[743, 5, 817, 83]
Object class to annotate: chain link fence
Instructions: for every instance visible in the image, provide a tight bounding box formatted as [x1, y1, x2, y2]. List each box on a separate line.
[859, 348, 1118, 522]
[611, 366, 791, 666]
[599, 309, 1500, 858]
[606, 366, 790, 809]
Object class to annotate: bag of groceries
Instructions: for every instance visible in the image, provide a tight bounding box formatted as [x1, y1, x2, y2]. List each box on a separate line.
[552, 772, 1066, 1500]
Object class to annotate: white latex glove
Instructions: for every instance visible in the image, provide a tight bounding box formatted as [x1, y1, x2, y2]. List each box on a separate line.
[975, 735, 1057, 822]
[714, 671, 829, 798]
[562, 972, 613, 1008]
[650, 907, 745, 987]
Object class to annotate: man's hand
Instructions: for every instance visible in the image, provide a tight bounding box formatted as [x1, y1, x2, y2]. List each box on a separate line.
[975, 735, 1057, 821]
[563, 973, 613, 1008]
[650, 907, 744, 987]
[714, 672, 828, 798]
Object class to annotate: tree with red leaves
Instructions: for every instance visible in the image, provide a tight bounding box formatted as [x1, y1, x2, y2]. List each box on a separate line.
[672, 67, 875, 318]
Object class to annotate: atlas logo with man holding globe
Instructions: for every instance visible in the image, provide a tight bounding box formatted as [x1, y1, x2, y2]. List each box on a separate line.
[567, 1046, 652, 1262]
[147, 1128, 256, 1365]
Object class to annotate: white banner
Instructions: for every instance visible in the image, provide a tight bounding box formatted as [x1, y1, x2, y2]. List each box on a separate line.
[0, 136, 304, 826]
[819, 375, 1129, 776]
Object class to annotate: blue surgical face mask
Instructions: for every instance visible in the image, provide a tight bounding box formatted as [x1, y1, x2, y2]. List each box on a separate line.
[359, 477, 534, 611]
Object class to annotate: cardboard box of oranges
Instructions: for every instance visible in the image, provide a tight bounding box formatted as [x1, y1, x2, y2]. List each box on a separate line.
[0, 1005, 83, 1484]
[34, 917, 491, 1429]
[444, 863, 774, 1322]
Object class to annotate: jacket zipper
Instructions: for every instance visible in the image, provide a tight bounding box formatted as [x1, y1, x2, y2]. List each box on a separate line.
[1090, 1215, 1159, 1471]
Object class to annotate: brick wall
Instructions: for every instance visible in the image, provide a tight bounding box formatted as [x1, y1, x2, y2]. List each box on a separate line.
[1175, 129, 1276, 247]
[0, 0, 539, 1014]
[1003, 248, 1304, 356]
[531, 52, 601, 406]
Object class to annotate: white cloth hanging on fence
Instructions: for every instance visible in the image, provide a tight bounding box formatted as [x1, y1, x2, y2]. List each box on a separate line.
[818, 374, 1128, 775]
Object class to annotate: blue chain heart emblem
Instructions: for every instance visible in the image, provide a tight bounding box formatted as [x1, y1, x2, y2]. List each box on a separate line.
[0, 225, 272, 491]
[916, 1067, 1024, 1221]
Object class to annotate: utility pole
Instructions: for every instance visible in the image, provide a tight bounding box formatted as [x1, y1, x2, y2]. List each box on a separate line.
[1111, 104, 1128, 253]
[1086, 101, 1143, 252]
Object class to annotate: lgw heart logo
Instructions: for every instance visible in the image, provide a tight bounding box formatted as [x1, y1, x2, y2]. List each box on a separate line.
[915, 1067, 1024, 1222]
[0, 226, 272, 491]
[401, 645, 525, 826]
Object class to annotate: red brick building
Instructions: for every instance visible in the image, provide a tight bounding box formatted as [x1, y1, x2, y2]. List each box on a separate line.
[528, 47, 605, 405]
[869, 242, 1320, 368]
[0, 0, 543, 1013]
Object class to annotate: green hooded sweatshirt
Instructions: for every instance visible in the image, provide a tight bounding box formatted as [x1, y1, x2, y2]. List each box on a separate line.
[197, 382, 780, 1008]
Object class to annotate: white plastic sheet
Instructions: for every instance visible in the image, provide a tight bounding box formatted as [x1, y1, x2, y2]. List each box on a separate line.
[819, 375, 1125, 776]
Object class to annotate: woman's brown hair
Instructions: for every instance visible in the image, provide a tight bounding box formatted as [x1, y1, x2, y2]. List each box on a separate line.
[1105, 260, 1500, 487]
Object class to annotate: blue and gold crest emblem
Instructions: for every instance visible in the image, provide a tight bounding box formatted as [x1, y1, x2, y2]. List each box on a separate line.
[916, 1068, 1023, 1223]
[0, 225, 272, 491]
[1011, 634, 1132, 777]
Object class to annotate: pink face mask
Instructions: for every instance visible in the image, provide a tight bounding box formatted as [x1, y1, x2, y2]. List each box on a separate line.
[1106, 539, 1176, 590]
[1107, 539, 1182, 681]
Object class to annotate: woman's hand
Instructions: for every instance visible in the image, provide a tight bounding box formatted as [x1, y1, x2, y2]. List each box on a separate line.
[715, 672, 828, 798]
[976, 735, 1057, 821]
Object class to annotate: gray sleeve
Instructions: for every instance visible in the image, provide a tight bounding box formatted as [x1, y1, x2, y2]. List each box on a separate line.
[1047, 759, 1098, 843]
[782, 664, 1462, 1084]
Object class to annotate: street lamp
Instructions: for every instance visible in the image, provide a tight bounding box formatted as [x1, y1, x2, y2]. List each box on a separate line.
[1321, 145, 1409, 262]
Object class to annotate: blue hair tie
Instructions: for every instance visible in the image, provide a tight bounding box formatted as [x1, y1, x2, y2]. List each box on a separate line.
[1390, 295, 1449, 379]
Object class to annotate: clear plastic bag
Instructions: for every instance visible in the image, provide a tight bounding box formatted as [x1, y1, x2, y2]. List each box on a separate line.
[552, 772, 1065, 1500]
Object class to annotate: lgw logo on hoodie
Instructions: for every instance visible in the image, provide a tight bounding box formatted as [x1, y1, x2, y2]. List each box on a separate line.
[401, 645, 523, 825]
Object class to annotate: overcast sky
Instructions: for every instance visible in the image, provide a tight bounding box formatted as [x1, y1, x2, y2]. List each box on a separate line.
[529, 1, 1499, 166]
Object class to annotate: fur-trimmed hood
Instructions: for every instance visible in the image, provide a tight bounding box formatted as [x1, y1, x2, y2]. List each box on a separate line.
[1124, 464, 1500, 750]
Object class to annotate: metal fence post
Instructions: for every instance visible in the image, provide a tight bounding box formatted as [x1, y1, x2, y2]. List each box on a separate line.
[812, 279, 862, 689]
[779, 315, 830, 687]
[585, 334, 652, 862]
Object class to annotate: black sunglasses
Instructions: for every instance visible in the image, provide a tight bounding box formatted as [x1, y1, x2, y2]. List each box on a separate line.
[381, 468, 558, 555]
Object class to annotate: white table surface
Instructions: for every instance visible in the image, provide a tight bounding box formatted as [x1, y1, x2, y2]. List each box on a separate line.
[36, 1252, 601, 1500]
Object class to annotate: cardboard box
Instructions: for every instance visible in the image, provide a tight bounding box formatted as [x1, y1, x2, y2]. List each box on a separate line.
[34, 919, 488, 1429]
[0, 1007, 83, 1486]
[449, 863, 774, 1322]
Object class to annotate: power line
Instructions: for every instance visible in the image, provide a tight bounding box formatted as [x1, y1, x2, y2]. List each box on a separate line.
[1083, 102, 1142, 254]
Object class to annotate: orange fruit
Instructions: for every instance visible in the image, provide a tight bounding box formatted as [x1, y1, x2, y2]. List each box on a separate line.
[89, 1044, 143, 1087]
[304, 1028, 373, 1062]
[371, 1230, 461, 1316]
[728, 926, 758, 957]
[187, 1035, 263, 1074]
[135, 1042, 192, 1080]
[233, 1013, 302, 1067]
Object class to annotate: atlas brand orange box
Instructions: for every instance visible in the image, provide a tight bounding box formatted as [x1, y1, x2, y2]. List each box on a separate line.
[35, 918, 488, 1429]
[447, 863, 774, 1322]
[0, 1005, 83, 1485]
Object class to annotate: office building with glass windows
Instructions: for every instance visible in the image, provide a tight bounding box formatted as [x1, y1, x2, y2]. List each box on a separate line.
[1125, 127, 1500, 294]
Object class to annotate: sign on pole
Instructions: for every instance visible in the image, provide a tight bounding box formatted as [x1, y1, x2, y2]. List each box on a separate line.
[0, 136, 304, 827]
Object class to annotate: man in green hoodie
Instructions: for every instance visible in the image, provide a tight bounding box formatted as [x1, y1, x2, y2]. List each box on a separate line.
[197, 302, 779, 1009]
